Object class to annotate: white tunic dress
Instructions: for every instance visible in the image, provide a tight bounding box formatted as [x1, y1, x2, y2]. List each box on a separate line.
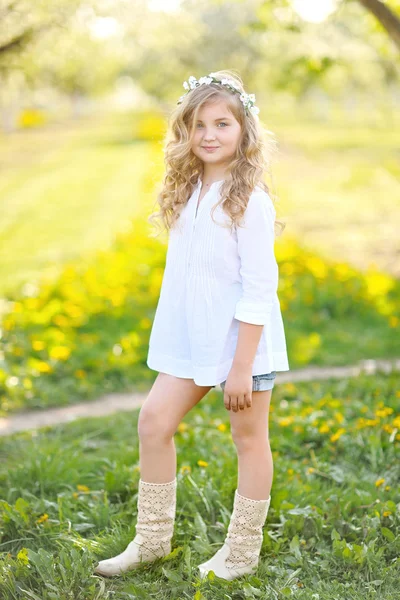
[146, 177, 290, 386]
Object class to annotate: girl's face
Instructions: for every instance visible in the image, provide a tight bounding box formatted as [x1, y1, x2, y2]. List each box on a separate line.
[191, 99, 242, 171]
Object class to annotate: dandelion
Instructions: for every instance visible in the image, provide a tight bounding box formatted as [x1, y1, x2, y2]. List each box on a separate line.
[177, 422, 189, 433]
[383, 511, 391, 517]
[35, 361, 53, 374]
[392, 416, 400, 428]
[32, 340, 45, 351]
[330, 428, 346, 442]
[50, 346, 71, 360]
[197, 460, 208, 467]
[375, 478, 385, 487]
[217, 423, 227, 432]
[375, 407, 393, 418]
[279, 416, 295, 427]
[77, 484, 90, 492]
[36, 513, 49, 524]
[180, 465, 191, 475]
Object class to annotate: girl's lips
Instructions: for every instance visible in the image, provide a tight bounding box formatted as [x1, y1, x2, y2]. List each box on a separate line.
[202, 146, 220, 152]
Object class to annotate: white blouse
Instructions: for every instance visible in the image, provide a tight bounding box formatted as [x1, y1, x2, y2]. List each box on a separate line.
[146, 177, 290, 386]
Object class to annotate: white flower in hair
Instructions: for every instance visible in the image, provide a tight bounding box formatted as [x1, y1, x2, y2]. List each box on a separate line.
[198, 76, 213, 85]
[249, 105, 260, 115]
[188, 75, 198, 89]
[177, 73, 259, 117]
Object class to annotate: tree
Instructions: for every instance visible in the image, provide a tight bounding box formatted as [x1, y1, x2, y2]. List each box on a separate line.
[356, 0, 400, 51]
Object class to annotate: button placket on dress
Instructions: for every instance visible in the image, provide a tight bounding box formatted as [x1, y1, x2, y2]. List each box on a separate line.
[187, 180, 217, 269]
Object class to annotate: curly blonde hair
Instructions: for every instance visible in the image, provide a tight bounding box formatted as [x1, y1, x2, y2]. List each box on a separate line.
[148, 69, 285, 238]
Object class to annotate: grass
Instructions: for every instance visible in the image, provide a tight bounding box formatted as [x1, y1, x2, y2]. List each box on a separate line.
[0, 371, 399, 598]
[0, 110, 399, 416]
[0, 111, 166, 298]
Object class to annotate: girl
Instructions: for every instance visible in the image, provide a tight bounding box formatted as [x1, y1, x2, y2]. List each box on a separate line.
[94, 69, 290, 581]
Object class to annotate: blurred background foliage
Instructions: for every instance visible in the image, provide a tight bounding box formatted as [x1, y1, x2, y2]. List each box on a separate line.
[0, 0, 399, 415]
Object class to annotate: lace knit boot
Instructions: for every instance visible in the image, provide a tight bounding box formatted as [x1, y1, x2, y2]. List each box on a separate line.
[94, 477, 177, 577]
[197, 489, 271, 581]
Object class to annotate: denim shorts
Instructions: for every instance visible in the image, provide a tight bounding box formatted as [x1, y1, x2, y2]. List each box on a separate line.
[213, 371, 277, 392]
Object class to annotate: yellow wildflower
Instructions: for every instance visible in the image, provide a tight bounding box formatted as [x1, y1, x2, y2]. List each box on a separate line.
[49, 346, 71, 360]
[52, 315, 70, 327]
[392, 416, 400, 428]
[330, 428, 346, 442]
[36, 513, 49, 524]
[32, 340, 45, 351]
[197, 460, 208, 467]
[375, 407, 393, 418]
[177, 422, 188, 433]
[180, 465, 191, 475]
[334, 412, 344, 424]
[382, 424, 393, 434]
[279, 416, 295, 427]
[375, 478, 385, 487]
[17, 548, 29, 564]
[319, 424, 330, 434]
[36, 361, 52, 374]
[383, 511, 391, 517]
[77, 484, 90, 492]
[217, 423, 227, 432]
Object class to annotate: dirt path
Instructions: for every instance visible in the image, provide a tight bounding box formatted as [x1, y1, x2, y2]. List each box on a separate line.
[1, 357, 399, 437]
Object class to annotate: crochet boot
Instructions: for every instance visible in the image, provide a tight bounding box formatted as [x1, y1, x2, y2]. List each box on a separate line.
[94, 477, 177, 577]
[197, 489, 271, 581]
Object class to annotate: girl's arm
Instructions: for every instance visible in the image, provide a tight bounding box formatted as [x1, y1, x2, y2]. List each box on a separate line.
[232, 189, 278, 368]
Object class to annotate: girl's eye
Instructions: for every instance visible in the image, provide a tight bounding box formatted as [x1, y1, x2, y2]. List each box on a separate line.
[196, 122, 228, 127]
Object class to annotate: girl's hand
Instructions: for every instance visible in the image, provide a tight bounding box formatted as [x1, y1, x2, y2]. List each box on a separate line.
[223, 367, 253, 412]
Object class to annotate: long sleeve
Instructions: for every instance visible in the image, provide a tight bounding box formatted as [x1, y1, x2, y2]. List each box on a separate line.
[234, 189, 278, 325]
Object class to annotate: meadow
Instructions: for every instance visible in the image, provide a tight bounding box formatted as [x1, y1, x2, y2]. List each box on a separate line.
[0, 371, 398, 598]
[0, 110, 399, 417]
[0, 110, 399, 598]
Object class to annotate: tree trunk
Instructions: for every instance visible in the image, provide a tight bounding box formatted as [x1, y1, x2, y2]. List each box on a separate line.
[357, 0, 400, 51]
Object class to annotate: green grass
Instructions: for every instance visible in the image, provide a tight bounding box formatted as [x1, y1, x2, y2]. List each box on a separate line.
[0, 371, 399, 598]
[0, 112, 165, 298]
[0, 109, 398, 416]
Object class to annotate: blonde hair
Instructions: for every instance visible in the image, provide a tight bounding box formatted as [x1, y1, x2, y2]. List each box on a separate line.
[148, 69, 285, 238]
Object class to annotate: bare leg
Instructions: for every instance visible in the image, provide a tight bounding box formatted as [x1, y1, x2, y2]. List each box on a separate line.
[196, 389, 274, 581]
[94, 373, 214, 577]
[138, 372, 214, 483]
[229, 389, 273, 499]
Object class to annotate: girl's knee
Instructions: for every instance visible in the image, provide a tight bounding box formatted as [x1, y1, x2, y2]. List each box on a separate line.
[231, 427, 269, 452]
[138, 407, 174, 443]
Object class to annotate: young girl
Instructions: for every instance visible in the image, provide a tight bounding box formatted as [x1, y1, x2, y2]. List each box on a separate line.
[94, 69, 290, 581]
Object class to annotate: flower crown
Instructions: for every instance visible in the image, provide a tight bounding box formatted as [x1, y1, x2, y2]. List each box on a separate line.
[177, 73, 260, 117]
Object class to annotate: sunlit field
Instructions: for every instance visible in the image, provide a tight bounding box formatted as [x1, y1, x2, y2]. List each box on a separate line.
[0, 371, 398, 598]
[0, 110, 399, 416]
[2, 0, 400, 596]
